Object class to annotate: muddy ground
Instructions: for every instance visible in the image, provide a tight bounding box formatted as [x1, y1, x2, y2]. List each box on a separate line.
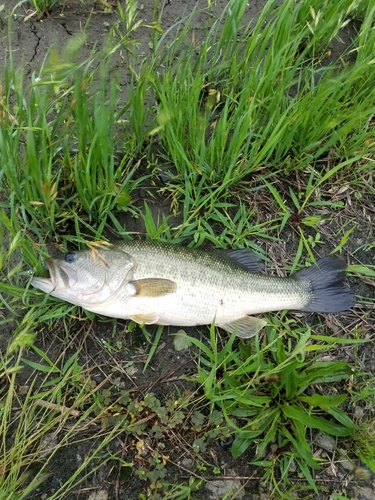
[1, 1, 375, 499]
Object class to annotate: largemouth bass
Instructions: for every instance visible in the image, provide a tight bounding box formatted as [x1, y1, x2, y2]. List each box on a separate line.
[31, 241, 355, 338]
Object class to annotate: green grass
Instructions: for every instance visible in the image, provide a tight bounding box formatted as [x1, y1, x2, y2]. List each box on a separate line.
[0, 325, 223, 499]
[0, 329, 122, 499]
[1, 0, 375, 497]
[189, 320, 368, 496]
[11, 0, 88, 19]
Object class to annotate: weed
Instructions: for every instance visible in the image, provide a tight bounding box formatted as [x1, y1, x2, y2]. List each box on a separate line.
[10, 0, 62, 19]
[352, 421, 375, 474]
[189, 320, 368, 495]
[29, 0, 60, 13]
[147, 0, 375, 223]
[0, 330, 235, 497]
[0, 332, 128, 498]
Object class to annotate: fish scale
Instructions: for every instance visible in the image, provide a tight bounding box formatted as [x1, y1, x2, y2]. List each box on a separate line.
[32, 240, 355, 338]
[126, 242, 307, 317]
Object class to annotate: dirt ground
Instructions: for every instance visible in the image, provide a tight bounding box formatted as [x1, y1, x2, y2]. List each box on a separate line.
[1, 1, 374, 499]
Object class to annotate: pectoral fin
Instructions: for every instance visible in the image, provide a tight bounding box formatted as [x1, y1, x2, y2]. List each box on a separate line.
[128, 278, 177, 297]
[130, 313, 160, 324]
[219, 316, 267, 338]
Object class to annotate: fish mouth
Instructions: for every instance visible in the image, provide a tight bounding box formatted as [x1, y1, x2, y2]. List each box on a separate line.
[31, 258, 78, 293]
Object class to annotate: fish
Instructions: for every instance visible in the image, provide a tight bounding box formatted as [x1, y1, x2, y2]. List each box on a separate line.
[31, 240, 355, 338]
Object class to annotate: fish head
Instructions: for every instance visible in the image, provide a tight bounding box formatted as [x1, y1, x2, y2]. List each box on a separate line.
[31, 247, 134, 308]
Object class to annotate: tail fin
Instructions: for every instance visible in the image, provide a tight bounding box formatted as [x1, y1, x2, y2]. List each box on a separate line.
[293, 257, 355, 313]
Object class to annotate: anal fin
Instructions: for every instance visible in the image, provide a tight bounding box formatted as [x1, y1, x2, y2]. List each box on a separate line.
[218, 316, 267, 338]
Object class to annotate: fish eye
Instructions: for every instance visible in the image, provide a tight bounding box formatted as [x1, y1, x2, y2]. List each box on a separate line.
[64, 252, 77, 263]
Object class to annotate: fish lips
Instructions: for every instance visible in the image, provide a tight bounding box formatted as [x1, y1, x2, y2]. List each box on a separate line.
[32, 258, 78, 293]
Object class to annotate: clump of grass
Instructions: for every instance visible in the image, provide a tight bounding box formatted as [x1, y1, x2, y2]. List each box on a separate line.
[28, 0, 60, 13]
[0, 324, 231, 498]
[3, 0, 374, 253]
[1, 0, 158, 244]
[189, 319, 368, 496]
[0, 326, 129, 499]
[0, 50, 144, 242]
[10, 0, 62, 20]
[352, 421, 375, 475]
[147, 0, 375, 215]
[0, 0, 373, 278]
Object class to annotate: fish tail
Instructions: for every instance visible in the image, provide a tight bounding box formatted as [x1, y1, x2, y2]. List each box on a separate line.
[293, 256, 355, 313]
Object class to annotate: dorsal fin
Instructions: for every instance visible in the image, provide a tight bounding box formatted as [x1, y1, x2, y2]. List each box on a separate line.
[220, 249, 264, 272]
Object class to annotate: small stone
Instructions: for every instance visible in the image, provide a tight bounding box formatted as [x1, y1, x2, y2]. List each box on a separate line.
[125, 364, 138, 377]
[38, 433, 58, 458]
[340, 458, 355, 472]
[111, 376, 126, 388]
[325, 463, 339, 477]
[179, 458, 194, 471]
[351, 486, 375, 500]
[87, 491, 108, 500]
[315, 433, 335, 452]
[354, 406, 365, 419]
[206, 478, 244, 499]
